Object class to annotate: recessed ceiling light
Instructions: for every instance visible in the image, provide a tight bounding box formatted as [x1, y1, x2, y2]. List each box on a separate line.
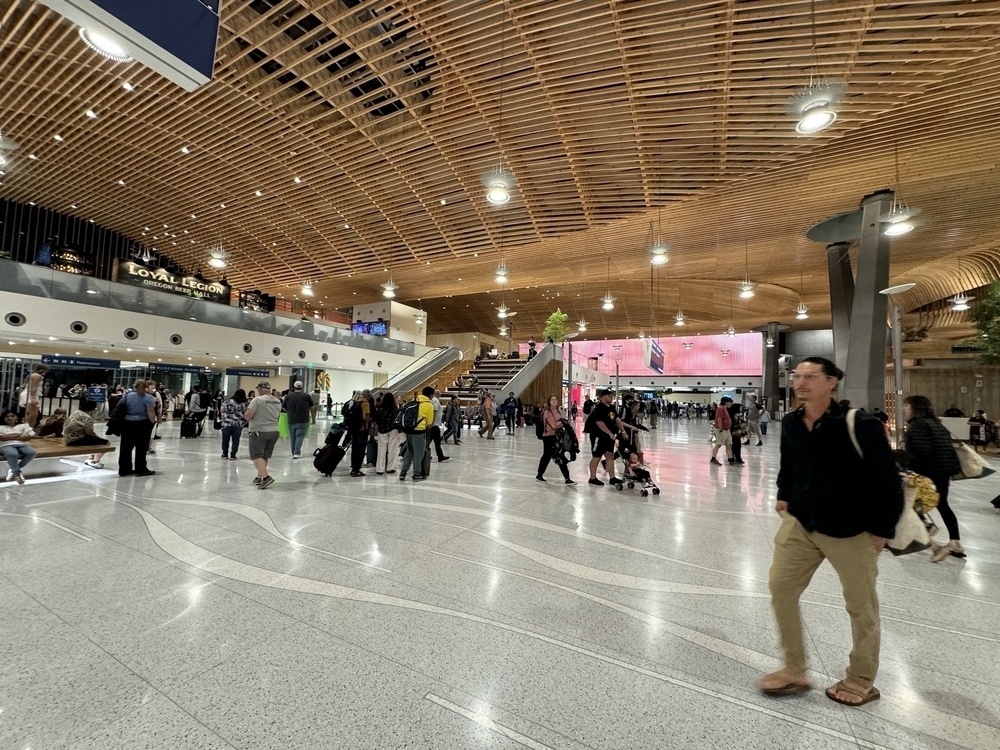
[440, 199, 447, 205]
[70, 203, 77, 208]
[54, 135, 63, 142]
[89, 219, 95, 223]
[220, 203, 226, 209]
[86, 289, 98, 294]
[48, 336, 57, 341]
[343, 223, 350, 229]
[181, 146, 190, 154]
[122, 82, 134, 91]
[85, 109, 98, 119]
[103, 349, 109, 353]
[28, 201, 36, 206]
[294, 177, 301, 184]
[191, 214, 196, 219]
[126, 348, 132, 352]
[28, 154, 37, 160]
[255, 190, 263, 197]
[117, 179, 125, 186]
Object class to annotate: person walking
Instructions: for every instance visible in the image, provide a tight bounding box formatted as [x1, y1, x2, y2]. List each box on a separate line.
[536, 395, 576, 485]
[283, 381, 313, 459]
[709, 396, 735, 465]
[118, 379, 157, 478]
[502, 391, 519, 435]
[400, 386, 435, 482]
[728, 399, 746, 466]
[0, 410, 38, 484]
[648, 400, 659, 429]
[903, 395, 964, 562]
[478, 392, 496, 440]
[744, 394, 764, 446]
[374, 392, 400, 475]
[220, 389, 248, 460]
[587, 389, 627, 488]
[758, 357, 902, 707]
[442, 395, 462, 444]
[244, 382, 282, 489]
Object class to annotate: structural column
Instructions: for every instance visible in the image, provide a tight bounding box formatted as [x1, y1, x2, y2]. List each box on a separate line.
[842, 190, 894, 411]
[826, 241, 854, 369]
[753, 322, 788, 413]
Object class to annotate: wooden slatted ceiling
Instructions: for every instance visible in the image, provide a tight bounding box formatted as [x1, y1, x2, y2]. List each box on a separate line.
[2, 1, 1000, 340]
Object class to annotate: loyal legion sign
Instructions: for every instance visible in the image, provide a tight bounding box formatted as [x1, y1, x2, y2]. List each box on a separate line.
[113, 260, 230, 305]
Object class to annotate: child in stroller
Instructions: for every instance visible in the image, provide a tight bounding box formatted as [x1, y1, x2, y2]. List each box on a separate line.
[615, 435, 660, 497]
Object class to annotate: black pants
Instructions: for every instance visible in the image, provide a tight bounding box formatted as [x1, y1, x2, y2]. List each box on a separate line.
[350, 430, 368, 472]
[537, 435, 570, 480]
[930, 473, 961, 540]
[192, 411, 207, 436]
[429, 425, 446, 459]
[731, 433, 743, 462]
[119, 420, 154, 474]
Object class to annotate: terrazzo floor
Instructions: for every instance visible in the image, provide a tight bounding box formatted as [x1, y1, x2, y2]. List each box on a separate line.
[2, 416, 999, 749]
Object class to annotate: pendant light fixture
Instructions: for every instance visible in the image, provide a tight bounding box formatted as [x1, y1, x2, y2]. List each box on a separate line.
[787, 0, 846, 135]
[208, 240, 227, 269]
[601, 257, 616, 312]
[381, 279, 397, 299]
[766, 336, 775, 348]
[725, 291, 736, 337]
[674, 281, 686, 326]
[78, 27, 133, 62]
[494, 260, 509, 284]
[950, 255, 974, 311]
[0, 127, 18, 167]
[577, 281, 588, 331]
[739, 242, 755, 299]
[481, 9, 517, 206]
[881, 145, 922, 236]
[414, 287, 427, 325]
[795, 269, 809, 319]
[302, 282, 315, 298]
[647, 218, 669, 266]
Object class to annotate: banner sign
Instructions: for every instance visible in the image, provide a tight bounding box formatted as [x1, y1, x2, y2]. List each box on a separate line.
[113, 259, 230, 304]
[42, 355, 121, 369]
[226, 368, 270, 377]
[150, 363, 211, 374]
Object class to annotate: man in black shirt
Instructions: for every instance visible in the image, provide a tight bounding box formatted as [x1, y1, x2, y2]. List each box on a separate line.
[758, 357, 902, 708]
[586, 389, 627, 488]
[282, 381, 313, 459]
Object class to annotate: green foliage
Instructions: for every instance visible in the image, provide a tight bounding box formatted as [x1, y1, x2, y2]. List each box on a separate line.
[968, 282, 1000, 364]
[542, 308, 570, 343]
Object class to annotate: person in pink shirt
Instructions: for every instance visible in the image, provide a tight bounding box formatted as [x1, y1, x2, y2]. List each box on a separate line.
[710, 396, 735, 466]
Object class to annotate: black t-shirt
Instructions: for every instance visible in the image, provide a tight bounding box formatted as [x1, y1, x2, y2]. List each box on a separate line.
[590, 401, 617, 439]
[284, 391, 313, 424]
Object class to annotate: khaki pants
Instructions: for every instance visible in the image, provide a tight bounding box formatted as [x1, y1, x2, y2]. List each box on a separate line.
[769, 514, 881, 690]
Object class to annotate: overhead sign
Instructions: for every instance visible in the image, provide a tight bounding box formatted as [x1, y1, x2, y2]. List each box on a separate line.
[149, 363, 211, 374]
[226, 368, 270, 378]
[113, 259, 230, 304]
[42, 354, 121, 369]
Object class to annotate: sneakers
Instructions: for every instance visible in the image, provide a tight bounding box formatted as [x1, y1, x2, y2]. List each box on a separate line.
[565, 479, 577, 485]
[350, 471, 365, 477]
[710, 458, 722, 465]
[85, 459, 104, 469]
[438, 456, 450, 462]
[588, 478, 604, 486]
[4, 470, 12, 481]
[229, 456, 237, 461]
[412, 474, 427, 482]
[399, 472, 407, 481]
[252, 477, 262, 486]
[258, 475, 275, 489]
[292, 454, 302, 460]
[14, 473, 25, 485]
[536, 476, 547, 483]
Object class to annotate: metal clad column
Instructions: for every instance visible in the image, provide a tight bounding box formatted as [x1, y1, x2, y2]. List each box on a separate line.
[826, 241, 854, 368]
[843, 190, 894, 410]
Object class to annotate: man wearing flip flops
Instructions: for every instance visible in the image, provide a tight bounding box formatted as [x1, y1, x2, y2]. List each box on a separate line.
[757, 357, 903, 708]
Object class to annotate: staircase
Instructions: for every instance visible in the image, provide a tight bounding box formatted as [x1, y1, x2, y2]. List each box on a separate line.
[441, 357, 530, 411]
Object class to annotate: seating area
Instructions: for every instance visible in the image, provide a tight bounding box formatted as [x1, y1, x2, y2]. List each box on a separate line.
[28, 437, 115, 461]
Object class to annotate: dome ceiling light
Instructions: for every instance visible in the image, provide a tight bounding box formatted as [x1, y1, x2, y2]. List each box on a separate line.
[208, 245, 227, 269]
[950, 255, 973, 312]
[786, 1, 845, 135]
[78, 27, 133, 62]
[674, 312, 686, 326]
[739, 242, 755, 298]
[795, 302, 810, 320]
[481, 13, 517, 206]
[600, 258, 616, 311]
[380, 279, 397, 299]
[577, 317, 588, 332]
[494, 260, 509, 284]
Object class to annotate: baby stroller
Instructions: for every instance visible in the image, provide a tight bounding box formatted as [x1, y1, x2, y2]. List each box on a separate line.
[615, 436, 660, 497]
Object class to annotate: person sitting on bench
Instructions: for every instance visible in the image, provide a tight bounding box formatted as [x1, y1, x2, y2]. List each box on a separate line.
[64, 399, 112, 469]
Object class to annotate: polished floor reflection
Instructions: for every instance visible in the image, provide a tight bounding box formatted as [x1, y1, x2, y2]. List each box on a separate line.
[2, 417, 999, 749]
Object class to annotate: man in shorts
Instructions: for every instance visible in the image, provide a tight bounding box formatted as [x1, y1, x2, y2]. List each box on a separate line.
[587, 389, 627, 488]
[244, 381, 282, 489]
[710, 396, 735, 465]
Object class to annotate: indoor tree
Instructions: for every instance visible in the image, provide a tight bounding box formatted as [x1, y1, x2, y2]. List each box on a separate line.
[968, 282, 1000, 364]
[542, 308, 570, 342]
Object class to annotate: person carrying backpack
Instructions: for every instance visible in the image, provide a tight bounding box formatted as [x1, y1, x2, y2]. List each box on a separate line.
[903, 395, 964, 562]
[397, 386, 434, 481]
[535, 395, 576, 485]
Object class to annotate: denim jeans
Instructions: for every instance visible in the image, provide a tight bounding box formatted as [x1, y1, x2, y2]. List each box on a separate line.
[221, 425, 243, 457]
[1, 444, 37, 476]
[289, 422, 308, 456]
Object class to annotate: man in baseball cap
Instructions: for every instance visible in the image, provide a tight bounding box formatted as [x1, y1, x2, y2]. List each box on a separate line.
[244, 382, 282, 488]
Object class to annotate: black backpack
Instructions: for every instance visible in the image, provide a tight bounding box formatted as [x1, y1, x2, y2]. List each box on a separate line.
[394, 401, 424, 433]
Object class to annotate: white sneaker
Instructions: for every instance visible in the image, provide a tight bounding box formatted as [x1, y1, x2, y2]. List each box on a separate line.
[5, 470, 12, 481]
[292, 454, 302, 459]
[85, 459, 104, 469]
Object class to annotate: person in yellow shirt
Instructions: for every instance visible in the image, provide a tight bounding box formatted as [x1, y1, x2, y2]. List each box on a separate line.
[400, 386, 436, 482]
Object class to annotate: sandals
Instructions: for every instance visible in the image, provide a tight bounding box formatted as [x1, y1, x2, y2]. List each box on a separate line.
[757, 670, 812, 697]
[825, 680, 881, 707]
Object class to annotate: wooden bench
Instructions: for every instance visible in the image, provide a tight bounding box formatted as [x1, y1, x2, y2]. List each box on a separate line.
[27, 438, 116, 461]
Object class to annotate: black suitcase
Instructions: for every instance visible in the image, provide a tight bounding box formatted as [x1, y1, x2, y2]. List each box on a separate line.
[366, 437, 378, 466]
[420, 444, 431, 478]
[179, 415, 197, 438]
[313, 444, 345, 476]
[172, 407, 185, 419]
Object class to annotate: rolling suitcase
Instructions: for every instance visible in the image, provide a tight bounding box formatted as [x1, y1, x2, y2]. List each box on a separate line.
[313, 444, 345, 476]
[420, 444, 432, 478]
[366, 437, 378, 466]
[179, 415, 197, 438]
[172, 407, 185, 420]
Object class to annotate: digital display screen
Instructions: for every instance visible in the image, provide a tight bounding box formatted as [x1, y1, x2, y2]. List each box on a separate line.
[351, 321, 389, 336]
